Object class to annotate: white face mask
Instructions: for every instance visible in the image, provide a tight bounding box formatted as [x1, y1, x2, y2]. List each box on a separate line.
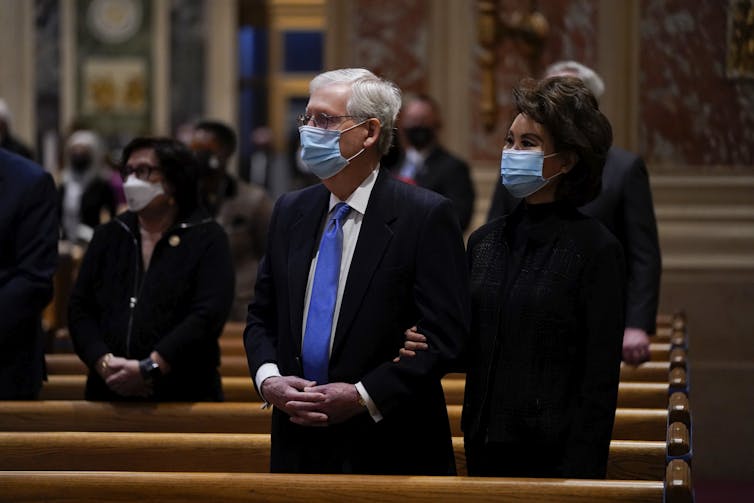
[123, 174, 165, 212]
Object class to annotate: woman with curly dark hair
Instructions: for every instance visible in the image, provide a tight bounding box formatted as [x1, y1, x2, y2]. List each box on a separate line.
[69, 137, 234, 401]
[402, 76, 625, 478]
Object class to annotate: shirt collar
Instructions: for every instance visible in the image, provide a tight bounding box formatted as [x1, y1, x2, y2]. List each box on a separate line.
[405, 147, 427, 164]
[328, 167, 378, 216]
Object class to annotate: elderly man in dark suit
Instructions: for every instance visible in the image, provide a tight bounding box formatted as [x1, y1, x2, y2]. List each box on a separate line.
[0, 148, 58, 399]
[488, 61, 661, 365]
[244, 68, 469, 474]
[386, 94, 475, 231]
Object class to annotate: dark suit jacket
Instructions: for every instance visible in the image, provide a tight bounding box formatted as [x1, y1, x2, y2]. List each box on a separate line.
[244, 168, 470, 474]
[487, 146, 661, 333]
[389, 146, 475, 231]
[0, 148, 58, 398]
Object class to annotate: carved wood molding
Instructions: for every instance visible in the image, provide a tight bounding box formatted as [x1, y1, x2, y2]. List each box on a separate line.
[476, 0, 548, 131]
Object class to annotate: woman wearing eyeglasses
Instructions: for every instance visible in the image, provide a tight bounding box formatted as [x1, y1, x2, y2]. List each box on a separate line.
[68, 137, 234, 401]
[401, 77, 625, 478]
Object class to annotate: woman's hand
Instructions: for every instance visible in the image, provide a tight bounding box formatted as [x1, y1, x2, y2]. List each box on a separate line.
[392, 325, 429, 362]
[105, 357, 152, 397]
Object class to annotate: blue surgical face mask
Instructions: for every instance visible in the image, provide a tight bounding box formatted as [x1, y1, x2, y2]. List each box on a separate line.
[299, 121, 366, 180]
[500, 149, 562, 198]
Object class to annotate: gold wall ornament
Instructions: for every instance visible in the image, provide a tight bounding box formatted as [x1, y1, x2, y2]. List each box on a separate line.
[726, 0, 754, 78]
[477, 0, 549, 131]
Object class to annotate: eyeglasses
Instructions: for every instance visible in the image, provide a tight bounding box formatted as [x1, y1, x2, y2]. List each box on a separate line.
[297, 113, 365, 130]
[121, 163, 162, 181]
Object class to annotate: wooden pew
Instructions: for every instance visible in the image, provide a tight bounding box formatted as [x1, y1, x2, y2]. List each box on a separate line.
[667, 422, 692, 461]
[46, 353, 253, 377]
[0, 471, 673, 503]
[220, 336, 682, 362]
[219, 338, 678, 360]
[0, 401, 674, 440]
[38, 375, 678, 409]
[45, 354, 688, 391]
[441, 380, 673, 409]
[0, 431, 668, 481]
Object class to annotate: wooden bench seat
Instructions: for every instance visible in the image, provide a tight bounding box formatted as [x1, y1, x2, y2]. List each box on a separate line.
[0, 470, 679, 503]
[0, 401, 673, 440]
[44, 354, 249, 378]
[441, 380, 674, 409]
[217, 339, 677, 360]
[0, 431, 668, 480]
[44, 355, 687, 390]
[38, 375, 678, 409]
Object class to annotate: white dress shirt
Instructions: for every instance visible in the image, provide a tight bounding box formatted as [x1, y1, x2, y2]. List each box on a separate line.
[255, 168, 383, 422]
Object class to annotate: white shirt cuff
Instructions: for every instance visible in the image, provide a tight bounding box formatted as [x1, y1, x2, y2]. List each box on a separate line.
[255, 363, 282, 402]
[355, 381, 383, 423]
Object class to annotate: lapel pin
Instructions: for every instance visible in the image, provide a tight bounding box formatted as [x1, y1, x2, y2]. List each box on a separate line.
[169, 235, 181, 247]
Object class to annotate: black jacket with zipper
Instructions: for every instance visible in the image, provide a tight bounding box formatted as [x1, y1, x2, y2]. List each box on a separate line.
[68, 208, 234, 401]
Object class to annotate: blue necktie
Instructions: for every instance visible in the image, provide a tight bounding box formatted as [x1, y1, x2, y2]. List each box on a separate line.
[302, 202, 351, 384]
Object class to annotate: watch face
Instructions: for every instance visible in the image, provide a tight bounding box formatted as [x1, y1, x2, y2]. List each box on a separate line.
[87, 0, 143, 44]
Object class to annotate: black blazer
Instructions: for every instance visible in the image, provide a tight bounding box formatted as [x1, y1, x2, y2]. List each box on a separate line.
[0, 149, 58, 399]
[488, 147, 661, 333]
[245, 168, 470, 474]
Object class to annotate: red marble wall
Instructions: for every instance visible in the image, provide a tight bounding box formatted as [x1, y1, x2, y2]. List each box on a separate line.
[472, 0, 599, 161]
[640, 0, 754, 167]
[347, 0, 599, 162]
[348, 0, 429, 95]
[345, 0, 754, 167]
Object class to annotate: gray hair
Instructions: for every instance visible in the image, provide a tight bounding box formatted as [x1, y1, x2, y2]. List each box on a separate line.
[310, 68, 402, 154]
[544, 61, 605, 99]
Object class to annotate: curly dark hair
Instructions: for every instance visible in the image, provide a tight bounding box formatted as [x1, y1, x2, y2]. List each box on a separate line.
[121, 137, 199, 217]
[512, 76, 613, 206]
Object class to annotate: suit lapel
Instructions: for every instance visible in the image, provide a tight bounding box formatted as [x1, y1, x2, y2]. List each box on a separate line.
[287, 186, 330, 348]
[331, 170, 397, 359]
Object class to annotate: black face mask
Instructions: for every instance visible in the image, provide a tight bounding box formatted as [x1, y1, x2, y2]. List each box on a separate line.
[194, 149, 222, 177]
[69, 153, 92, 173]
[404, 126, 435, 150]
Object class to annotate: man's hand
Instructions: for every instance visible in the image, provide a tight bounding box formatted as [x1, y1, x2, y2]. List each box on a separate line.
[392, 326, 428, 362]
[261, 375, 327, 426]
[297, 382, 365, 426]
[622, 327, 651, 365]
[105, 357, 152, 397]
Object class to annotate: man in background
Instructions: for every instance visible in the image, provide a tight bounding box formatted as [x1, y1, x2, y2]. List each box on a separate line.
[387, 94, 475, 231]
[488, 61, 662, 365]
[190, 120, 273, 321]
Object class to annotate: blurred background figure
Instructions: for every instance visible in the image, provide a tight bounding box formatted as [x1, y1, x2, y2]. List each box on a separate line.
[58, 129, 117, 244]
[189, 120, 273, 321]
[385, 94, 475, 232]
[0, 148, 58, 399]
[245, 125, 292, 199]
[0, 98, 34, 160]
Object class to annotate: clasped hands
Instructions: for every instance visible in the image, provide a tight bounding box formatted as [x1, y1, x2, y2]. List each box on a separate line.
[261, 376, 364, 427]
[95, 354, 151, 397]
